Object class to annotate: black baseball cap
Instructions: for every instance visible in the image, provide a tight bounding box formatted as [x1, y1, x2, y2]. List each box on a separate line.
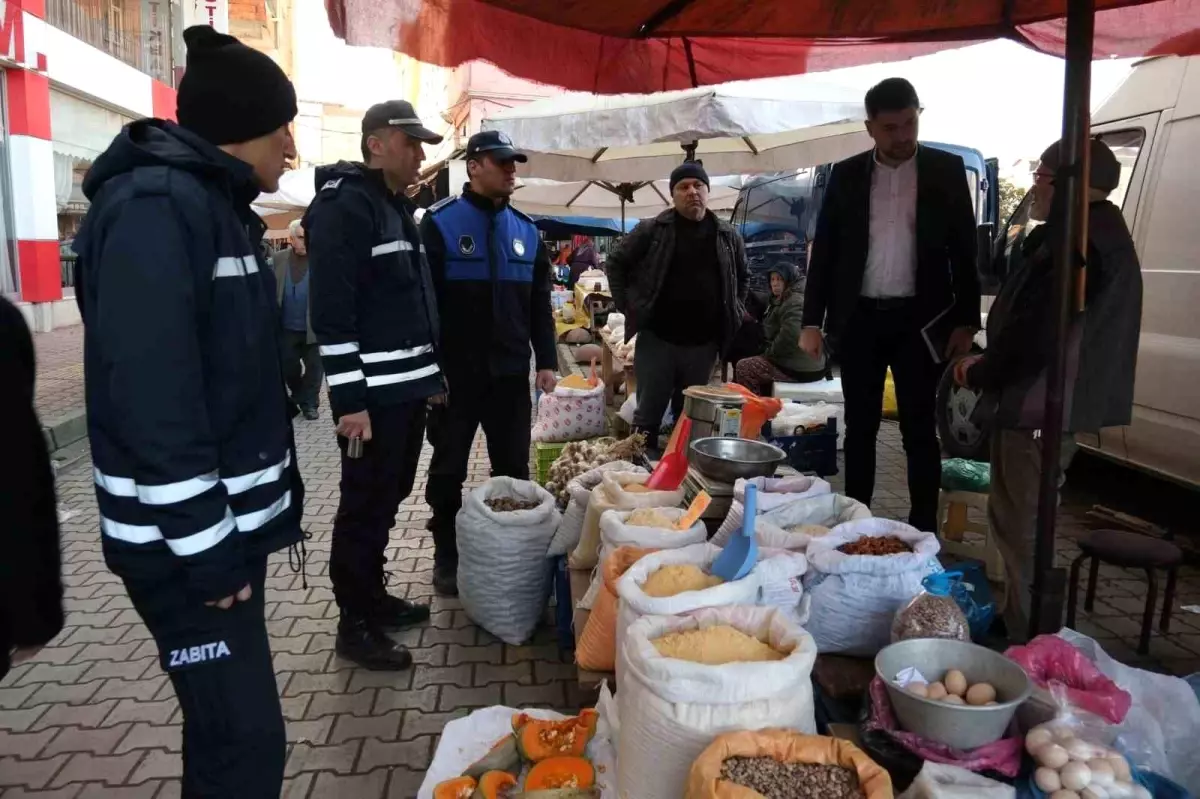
[361, 100, 444, 144]
[466, 130, 528, 163]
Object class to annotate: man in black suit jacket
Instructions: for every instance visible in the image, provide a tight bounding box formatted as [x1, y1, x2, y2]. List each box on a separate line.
[801, 78, 980, 532]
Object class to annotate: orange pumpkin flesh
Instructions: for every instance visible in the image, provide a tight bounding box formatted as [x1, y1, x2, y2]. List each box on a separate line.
[472, 770, 517, 799]
[524, 756, 596, 791]
[513, 709, 599, 762]
[432, 776, 476, 799]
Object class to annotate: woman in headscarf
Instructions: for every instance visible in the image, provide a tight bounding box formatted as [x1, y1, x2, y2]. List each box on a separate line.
[734, 261, 827, 396]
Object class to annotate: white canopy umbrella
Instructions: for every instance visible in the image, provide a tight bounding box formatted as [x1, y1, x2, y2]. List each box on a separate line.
[482, 75, 872, 184]
[253, 167, 316, 216]
[510, 176, 741, 221]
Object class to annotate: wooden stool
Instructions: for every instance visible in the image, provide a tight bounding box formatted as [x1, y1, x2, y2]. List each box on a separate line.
[937, 489, 1006, 586]
[1066, 529, 1183, 655]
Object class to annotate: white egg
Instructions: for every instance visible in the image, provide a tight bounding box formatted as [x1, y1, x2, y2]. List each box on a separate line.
[1061, 761, 1093, 792]
[1035, 767, 1063, 792]
[1027, 727, 1055, 753]
[1108, 756, 1132, 782]
[1082, 787, 1110, 799]
[1053, 725, 1078, 741]
[1131, 787, 1152, 799]
[1050, 791, 1081, 799]
[1037, 743, 1071, 770]
[1105, 780, 1133, 799]
[1066, 739, 1096, 761]
[1086, 759, 1115, 786]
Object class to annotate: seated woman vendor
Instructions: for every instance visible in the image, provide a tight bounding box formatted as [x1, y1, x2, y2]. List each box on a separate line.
[734, 262, 827, 396]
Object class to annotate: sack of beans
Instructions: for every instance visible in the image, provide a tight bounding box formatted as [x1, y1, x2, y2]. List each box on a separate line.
[712, 476, 833, 545]
[686, 729, 893, 799]
[750, 493, 874, 552]
[618, 606, 819, 799]
[803, 518, 943, 656]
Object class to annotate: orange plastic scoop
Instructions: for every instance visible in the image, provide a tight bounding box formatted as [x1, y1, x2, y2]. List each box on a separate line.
[676, 491, 711, 530]
[645, 416, 692, 491]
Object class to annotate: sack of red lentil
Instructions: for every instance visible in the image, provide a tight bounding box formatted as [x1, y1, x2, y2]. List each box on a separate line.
[803, 518, 943, 656]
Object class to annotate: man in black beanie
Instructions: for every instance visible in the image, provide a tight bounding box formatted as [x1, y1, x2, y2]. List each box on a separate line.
[607, 160, 749, 446]
[72, 25, 302, 798]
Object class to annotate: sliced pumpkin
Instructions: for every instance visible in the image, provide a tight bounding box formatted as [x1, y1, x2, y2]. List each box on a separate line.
[472, 770, 518, 799]
[524, 756, 597, 791]
[432, 776, 477, 799]
[514, 710, 599, 762]
[463, 735, 521, 779]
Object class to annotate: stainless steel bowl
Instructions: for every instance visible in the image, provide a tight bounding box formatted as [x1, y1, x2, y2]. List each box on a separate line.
[875, 638, 1032, 749]
[688, 437, 787, 484]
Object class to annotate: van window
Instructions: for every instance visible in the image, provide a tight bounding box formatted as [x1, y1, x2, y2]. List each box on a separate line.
[1095, 128, 1145, 212]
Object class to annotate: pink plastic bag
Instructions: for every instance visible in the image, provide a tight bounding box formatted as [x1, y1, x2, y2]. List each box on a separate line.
[1005, 634, 1131, 724]
[864, 677, 1025, 777]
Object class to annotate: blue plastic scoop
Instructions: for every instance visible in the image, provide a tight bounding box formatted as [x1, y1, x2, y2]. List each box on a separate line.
[711, 483, 759, 581]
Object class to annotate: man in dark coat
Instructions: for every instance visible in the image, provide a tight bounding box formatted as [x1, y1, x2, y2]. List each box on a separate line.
[605, 160, 750, 444]
[73, 27, 303, 797]
[0, 296, 63, 682]
[955, 138, 1143, 639]
[801, 78, 980, 533]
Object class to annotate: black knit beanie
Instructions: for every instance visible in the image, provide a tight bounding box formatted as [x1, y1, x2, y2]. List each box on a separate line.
[177, 26, 297, 146]
[669, 160, 710, 192]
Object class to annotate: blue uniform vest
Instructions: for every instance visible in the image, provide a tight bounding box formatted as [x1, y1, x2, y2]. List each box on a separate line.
[433, 199, 539, 285]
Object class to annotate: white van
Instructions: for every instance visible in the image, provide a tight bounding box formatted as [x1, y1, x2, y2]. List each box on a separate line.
[993, 56, 1200, 487]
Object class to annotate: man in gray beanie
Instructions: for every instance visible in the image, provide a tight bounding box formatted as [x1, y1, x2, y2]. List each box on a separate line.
[955, 137, 1143, 640]
[72, 25, 301, 797]
[607, 160, 749, 447]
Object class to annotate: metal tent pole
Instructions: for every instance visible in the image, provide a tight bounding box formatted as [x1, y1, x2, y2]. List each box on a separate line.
[1029, 0, 1094, 639]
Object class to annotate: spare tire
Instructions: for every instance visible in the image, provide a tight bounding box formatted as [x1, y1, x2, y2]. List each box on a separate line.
[937, 354, 991, 463]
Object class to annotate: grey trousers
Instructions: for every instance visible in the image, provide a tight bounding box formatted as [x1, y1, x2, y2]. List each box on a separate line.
[632, 329, 718, 431]
[988, 428, 1078, 642]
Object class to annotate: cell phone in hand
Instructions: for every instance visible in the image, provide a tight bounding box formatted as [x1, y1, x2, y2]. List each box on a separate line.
[347, 436, 364, 459]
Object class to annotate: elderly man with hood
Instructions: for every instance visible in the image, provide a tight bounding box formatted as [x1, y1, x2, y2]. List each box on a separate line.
[734, 261, 828, 396]
[72, 26, 303, 796]
[955, 137, 1143, 640]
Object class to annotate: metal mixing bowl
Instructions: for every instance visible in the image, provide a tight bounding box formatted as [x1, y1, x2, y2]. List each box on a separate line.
[688, 437, 787, 484]
[875, 638, 1032, 749]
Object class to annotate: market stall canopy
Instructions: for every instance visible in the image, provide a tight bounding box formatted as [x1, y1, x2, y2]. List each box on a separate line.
[254, 167, 315, 217]
[323, 0, 1200, 93]
[481, 79, 870, 182]
[530, 215, 639, 238]
[510, 176, 741, 219]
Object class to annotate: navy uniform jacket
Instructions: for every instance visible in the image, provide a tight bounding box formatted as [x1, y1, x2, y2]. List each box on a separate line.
[420, 188, 557, 379]
[305, 162, 444, 420]
[73, 120, 304, 602]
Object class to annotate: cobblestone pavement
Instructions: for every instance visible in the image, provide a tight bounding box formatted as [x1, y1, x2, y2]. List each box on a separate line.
[31, 324, 85, 425]
[7, 330, 1199, 795]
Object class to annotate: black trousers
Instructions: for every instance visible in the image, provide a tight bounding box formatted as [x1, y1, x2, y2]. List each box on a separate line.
[124, 557, 284, 799]
[839, 300, 944, 532]
[632, 329, 719, 431]
[330, 401, 427, 616]
[279, 329, 323, 411]
[425, 373, 532, 568]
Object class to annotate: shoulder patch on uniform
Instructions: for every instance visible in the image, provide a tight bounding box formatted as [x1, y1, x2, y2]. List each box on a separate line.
[428, 196, 457, 214]
[319, 178, 344, 193]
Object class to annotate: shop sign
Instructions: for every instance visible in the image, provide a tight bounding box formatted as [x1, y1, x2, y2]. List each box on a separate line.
[0, 1, 48, 72]
[181, 0, 229, 34]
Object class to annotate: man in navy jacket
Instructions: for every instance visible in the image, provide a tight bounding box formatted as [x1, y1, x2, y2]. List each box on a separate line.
[421, 131, 558, 596]
[73, 27, 302, 797]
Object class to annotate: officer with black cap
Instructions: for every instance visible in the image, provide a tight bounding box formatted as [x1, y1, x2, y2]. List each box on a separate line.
[421, 130, 558, 596]
[306, 100, 446, 670]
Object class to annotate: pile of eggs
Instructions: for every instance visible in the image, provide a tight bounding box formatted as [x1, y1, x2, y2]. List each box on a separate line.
[1025, 722, 1151, 799]
[905, 668, 998, 706]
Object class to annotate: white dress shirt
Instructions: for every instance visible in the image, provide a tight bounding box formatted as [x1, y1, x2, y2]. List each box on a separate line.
[861, 150, 918, 299]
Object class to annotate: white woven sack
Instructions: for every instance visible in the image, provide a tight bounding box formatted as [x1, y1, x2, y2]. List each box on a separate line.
[456, 478, 562, 645]
[617, 606, 818, 799]
[751, 548, 810, 627]
[803, 518, 943, 655]
[743, 493, 874, 552]
[547, 461, 643, 558]
[531, 382, 606, 443]
[569, 471, 684, 570]
[598, 507, 706, 565]
[712, 475, 832, 544]
[614, 543, 761, 680]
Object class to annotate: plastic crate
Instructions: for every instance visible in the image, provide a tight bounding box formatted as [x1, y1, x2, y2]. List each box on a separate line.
[534, 441, 567, 485]
[768, 417, 839, 477]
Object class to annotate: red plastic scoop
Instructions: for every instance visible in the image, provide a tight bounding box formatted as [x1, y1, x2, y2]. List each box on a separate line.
[645, 416, 691, 491]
